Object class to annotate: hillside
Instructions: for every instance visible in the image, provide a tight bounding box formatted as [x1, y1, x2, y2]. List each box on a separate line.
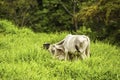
[0, 20, 120, 80]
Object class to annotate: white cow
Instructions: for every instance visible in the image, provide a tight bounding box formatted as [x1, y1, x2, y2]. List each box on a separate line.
[48, 34, 90, 61]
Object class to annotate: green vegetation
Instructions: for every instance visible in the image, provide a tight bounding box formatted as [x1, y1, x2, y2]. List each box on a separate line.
[0, 0, 120, 45]
[0, 20, 120, 80]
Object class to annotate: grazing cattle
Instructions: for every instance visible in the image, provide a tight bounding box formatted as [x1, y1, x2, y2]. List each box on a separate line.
[45, 34, 90, 61]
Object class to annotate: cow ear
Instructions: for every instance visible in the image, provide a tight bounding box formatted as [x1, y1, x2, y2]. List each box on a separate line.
[43, 43, 50, 49]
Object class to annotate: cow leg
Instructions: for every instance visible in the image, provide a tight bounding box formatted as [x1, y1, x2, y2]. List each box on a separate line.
[78, 41, 88, 59]
[68, 53, 73, 61]
[85, 45, 90, 58]
[80, 51, 87, 60]
[86, 49, 90, 58]
[75, 52, 79, 61]
[79, 50, 87, 59]
[65, 53, 68, 61]
[64, 50, 68, 61]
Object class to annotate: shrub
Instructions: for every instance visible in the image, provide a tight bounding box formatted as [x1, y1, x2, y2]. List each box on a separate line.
[0, 20, 18, 34]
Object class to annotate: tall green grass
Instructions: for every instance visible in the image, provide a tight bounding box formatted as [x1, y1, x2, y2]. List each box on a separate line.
[0, 20, 120, 80]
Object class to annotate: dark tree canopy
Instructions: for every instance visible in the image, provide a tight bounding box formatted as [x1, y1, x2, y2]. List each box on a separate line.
[0, 0, 120, 45]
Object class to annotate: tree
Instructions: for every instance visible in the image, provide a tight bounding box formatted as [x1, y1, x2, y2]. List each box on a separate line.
[77, 0, 120, 44]
[0, 0, 38, 27]
[59, 0, 79, 32]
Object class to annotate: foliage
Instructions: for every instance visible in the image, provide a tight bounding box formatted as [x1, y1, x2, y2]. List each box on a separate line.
[0, 21, 120, 80]
[0, 20, 18, 34]
[77, 0, 120, 44]
[77, 26, 91, 35]
[0, 0, 38, 27]
[0, 0, 119, 45]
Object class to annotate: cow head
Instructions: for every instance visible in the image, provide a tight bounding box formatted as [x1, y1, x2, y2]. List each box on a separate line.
[48, 44, 65, 60]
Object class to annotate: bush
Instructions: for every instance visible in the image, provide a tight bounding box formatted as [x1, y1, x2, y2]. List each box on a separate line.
[0, 20, 35, 36]
[0, 20, 18, 34]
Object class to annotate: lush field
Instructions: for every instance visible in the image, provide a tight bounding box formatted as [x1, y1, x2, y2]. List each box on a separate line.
[0, 20, 120, 80]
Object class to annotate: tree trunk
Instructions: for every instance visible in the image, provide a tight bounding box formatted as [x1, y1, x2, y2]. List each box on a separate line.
[73, 0, 78, 32]
[59, 0, 78, 32]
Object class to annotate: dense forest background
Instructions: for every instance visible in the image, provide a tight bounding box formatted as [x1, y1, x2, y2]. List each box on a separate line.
[0, 0, 120, 45]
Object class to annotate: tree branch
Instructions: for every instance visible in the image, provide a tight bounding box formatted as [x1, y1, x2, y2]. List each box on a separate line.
[59, 0, 73, 17]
